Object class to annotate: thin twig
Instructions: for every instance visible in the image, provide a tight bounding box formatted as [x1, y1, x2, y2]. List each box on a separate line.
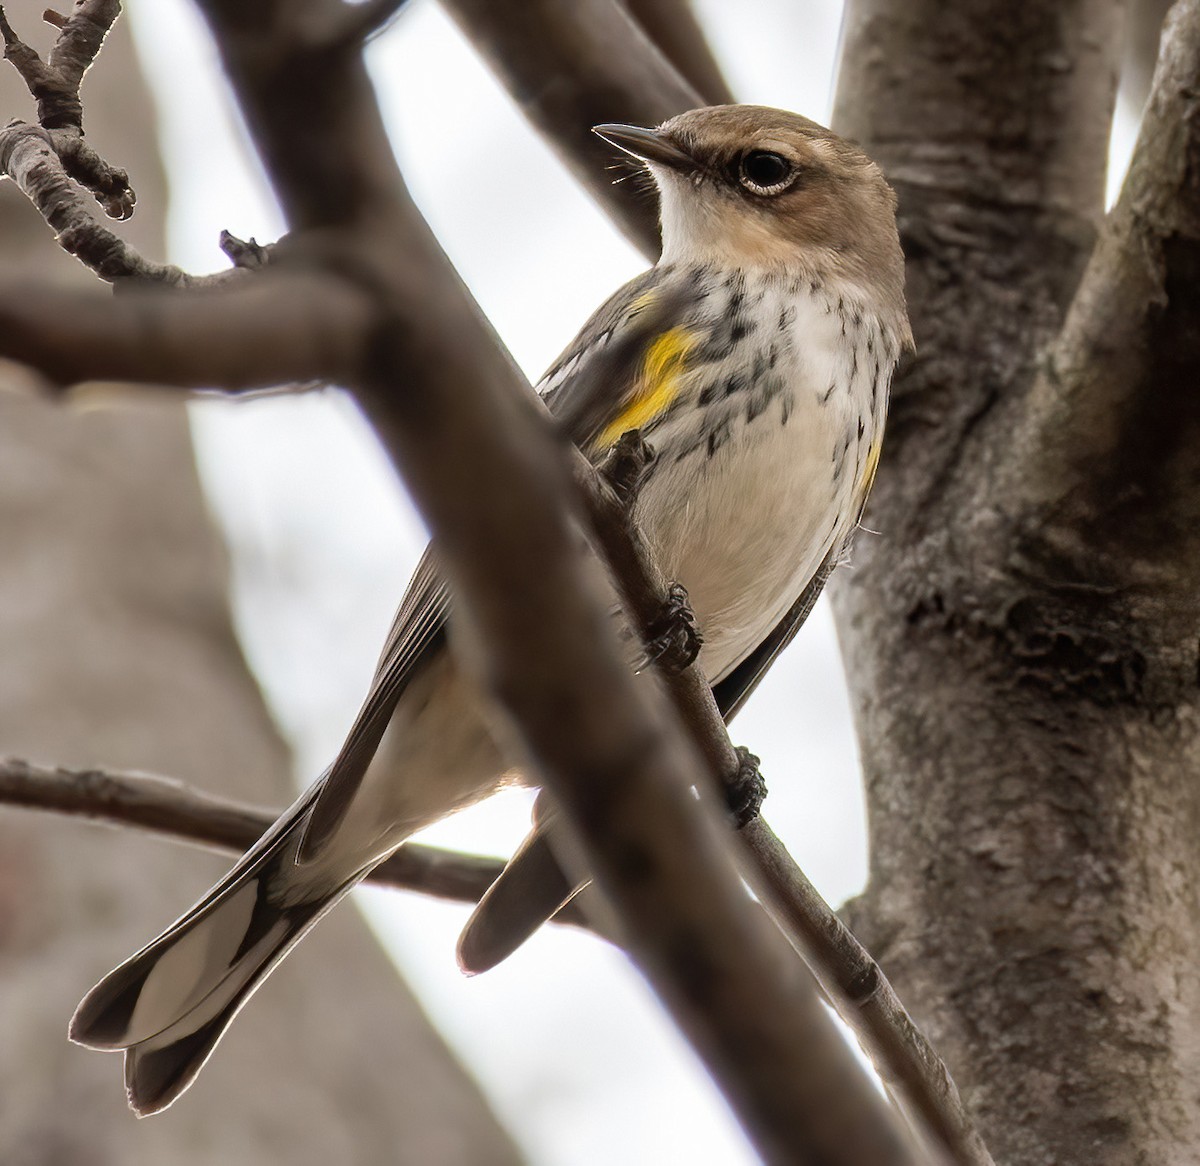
[579, 448, 994, 1166]
[0, 757, 599, 923]
[0, 1, 249, 285]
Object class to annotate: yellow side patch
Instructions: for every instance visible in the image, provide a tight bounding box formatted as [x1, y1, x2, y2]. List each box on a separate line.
[596, 325, 698, 450]
[854, 432, 884, 520]
[860, 433, 883, 494]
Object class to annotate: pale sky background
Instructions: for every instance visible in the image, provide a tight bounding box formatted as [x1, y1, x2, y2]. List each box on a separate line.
[122, 3, 1140, 1162]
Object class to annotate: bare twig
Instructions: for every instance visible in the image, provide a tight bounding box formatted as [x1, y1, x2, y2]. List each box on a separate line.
[439, 0, 703, 258]
[0, 1, 250, 285]
[1, 0, 117, 129]
[44, 0, 117, 95]
[579, 443, 995, 1166]
[0, 757, 601, 921]
[742, 820, 995, 1166]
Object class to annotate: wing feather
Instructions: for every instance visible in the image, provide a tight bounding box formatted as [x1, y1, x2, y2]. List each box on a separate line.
[299, 271, 704, 861]
[297, 550, 450, 861]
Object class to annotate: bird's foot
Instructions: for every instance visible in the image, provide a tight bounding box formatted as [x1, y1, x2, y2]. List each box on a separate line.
[599, 429, 657, 506]
[725, 746, 766, 828]
[644, 581, 702, 672]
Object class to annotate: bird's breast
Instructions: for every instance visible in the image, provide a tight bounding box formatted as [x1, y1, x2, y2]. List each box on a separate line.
[633, 272, 895, 683]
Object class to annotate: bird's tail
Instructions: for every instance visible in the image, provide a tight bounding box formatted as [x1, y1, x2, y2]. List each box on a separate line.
[70, 789, 361, 1116]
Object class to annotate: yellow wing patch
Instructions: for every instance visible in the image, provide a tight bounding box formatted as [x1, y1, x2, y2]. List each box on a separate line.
[596, 325, 698, 450]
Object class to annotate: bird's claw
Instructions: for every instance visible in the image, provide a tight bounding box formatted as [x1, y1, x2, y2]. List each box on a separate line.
[725, 745, 766, 828]
[599, 430, 657, 506]
[643, 581, 703, 672]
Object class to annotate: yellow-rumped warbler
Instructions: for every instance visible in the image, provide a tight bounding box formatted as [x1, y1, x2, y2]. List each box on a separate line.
[70, 105, 911, 1114]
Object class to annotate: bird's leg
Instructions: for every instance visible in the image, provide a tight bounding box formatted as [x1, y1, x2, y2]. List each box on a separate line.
[725, 745, 767, 827]
[597, 430, 701, 669]
[598, 429, 657, 505]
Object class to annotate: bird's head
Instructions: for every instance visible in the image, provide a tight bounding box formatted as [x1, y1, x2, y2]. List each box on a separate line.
[596, 105, 907, 329]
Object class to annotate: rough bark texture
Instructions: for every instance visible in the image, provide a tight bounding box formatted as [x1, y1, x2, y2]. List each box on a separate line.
[0, 6, 519, 1161]
[832, 2, 1200, 1163]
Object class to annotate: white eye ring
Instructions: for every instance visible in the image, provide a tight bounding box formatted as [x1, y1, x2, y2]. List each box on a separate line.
[738, 150, 796, 196]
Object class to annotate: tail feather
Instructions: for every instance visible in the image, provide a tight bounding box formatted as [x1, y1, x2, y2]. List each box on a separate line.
[125, 1010, 231, 1118]
[70, 784, 359, 1109]
[457, 825, 582, 975]
[118, 888, 345, 1117]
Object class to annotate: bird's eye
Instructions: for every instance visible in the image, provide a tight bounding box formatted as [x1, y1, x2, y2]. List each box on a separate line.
[738, 150, 794, 195]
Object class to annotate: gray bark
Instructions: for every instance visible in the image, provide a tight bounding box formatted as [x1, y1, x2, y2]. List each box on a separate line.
[0, 6, 519, 1161]
[832, 2, 1200, 1163]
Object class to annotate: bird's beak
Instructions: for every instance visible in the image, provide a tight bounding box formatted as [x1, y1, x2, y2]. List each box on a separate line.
[593, 123, 696, 173]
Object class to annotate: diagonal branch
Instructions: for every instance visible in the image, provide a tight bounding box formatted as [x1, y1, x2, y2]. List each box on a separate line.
[582, 441, 996, 1166]
[439, 0, 703, 258]
[622, 0, 734, 105]
[187, 2, 916, 1161]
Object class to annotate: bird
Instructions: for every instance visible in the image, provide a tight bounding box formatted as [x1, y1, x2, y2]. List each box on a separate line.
[69, 104, 911, 1116]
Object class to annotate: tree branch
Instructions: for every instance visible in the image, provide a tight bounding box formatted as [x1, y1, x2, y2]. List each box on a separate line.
[0, 0, 115, 129]
[0, 1, 259, 286]
[0, 268, 371, 388]
[0, 757, 579, 916]
[1015, 0, 1200, 551]
[622, 0, 734, 105]
[439, 0, 704, 259]
[580, 441, 995, 1166]
[184, 1, 916, 1160]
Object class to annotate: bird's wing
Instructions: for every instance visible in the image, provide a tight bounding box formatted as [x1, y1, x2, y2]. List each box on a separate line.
[712, 547, 838, 721]
[299, 271, 708, 862]
[541, 270, 710, 453]
[297, 549, 450, 861]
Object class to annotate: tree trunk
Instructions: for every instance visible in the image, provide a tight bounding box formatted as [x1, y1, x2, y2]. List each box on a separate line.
[832, 2, 1200, 1162]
